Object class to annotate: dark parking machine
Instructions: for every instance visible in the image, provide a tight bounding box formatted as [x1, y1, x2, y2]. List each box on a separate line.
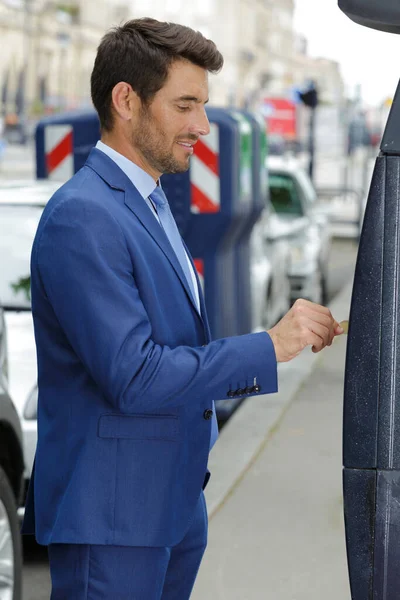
[339, 0, 400, 597]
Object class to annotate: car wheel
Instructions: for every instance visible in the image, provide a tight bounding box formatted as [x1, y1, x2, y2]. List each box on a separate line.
[0, 465, 22, 600]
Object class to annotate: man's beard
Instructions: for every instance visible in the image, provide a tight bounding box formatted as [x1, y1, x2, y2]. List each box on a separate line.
[131, 106, 190, 175]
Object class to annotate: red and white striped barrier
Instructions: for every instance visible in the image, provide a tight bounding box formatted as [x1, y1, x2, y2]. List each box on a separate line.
[45, 125, 74, 181]
[191, 124, 220, 214]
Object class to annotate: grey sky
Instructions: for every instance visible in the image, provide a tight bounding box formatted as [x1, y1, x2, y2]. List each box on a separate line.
[294, 0, 400, 105]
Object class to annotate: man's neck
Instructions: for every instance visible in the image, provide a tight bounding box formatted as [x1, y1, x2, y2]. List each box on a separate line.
[100, 134, 160, 182]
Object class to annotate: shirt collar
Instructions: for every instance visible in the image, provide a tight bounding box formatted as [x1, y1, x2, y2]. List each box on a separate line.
[96, 140, 157, 198]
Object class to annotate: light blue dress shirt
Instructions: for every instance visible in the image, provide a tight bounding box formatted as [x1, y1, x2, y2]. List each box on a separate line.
[96, 141, 200, 311]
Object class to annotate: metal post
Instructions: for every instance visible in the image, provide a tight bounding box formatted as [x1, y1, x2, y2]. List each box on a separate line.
[308, 105, 316, 182]
[21, 0, 32, 118]
[342, 99, 351, 193]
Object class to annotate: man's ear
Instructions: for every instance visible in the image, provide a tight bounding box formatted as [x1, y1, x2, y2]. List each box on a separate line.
[111, 82, 140, 123]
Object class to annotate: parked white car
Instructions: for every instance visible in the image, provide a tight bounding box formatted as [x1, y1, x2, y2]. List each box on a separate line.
[267, 157, 332, 305]
[0, 302, 24, 600]
[250, 208, 291, 331]
[0, 180, 61, 493]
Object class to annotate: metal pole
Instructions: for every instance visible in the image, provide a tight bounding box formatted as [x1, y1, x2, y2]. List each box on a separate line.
[308, 105, 316, 182]
[22, 0, 31, 117]
[342, 100, 350, 193]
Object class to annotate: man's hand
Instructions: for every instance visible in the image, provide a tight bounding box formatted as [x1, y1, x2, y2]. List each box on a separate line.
[267, 298, 344, 363]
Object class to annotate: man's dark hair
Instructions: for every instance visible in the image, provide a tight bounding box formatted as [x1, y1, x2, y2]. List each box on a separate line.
[91, 18, 224, 131]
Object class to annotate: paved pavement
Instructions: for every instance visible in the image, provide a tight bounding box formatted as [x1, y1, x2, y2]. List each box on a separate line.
[192, 282, 353, 599]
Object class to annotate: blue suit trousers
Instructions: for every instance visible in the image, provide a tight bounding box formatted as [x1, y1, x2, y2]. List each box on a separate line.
[48, 492, 208, 599]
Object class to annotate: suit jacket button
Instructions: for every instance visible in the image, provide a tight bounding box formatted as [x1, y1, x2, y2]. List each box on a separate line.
[204, 409, 213, 420]
[236, 388, 245, 396]
[227, 390, 235, 398]
[253, 385, 261, 393]
[245, 387, 253, 395]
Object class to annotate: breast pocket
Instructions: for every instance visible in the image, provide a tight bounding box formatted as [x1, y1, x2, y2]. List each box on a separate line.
[98, 414, 180, 442]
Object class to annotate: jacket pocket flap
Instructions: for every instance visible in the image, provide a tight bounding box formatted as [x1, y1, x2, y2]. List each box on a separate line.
[98, 414, 179, 441]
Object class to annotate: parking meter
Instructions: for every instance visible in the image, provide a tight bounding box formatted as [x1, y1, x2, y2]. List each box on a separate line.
[339, 1, 400, 597]
[237, 110, 269, 334]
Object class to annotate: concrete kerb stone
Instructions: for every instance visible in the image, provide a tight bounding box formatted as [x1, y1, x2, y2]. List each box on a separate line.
[205, 279, 354, 519]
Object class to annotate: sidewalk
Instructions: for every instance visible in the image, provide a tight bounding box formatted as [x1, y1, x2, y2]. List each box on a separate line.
[0, 142, 35, 180]
[192, 283, 352, 599]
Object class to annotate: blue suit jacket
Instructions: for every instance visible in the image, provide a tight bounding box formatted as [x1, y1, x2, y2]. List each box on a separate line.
[22, 149, 278, 547]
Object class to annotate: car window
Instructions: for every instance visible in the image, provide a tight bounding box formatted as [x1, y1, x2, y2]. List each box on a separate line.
[0, 205, 42, 309]
[269, 172, 304, 216]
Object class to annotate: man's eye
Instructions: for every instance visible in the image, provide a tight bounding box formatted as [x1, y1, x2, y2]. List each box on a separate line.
[178, 106, 190, 111]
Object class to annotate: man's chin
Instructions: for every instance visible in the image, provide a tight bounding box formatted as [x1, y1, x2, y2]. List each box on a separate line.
[164, 159, 191, 175]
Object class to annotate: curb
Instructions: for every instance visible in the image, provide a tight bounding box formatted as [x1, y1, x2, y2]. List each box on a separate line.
[205, 280, 353, 519]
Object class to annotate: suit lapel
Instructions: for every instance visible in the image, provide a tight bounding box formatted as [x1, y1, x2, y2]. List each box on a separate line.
[86, 149, 204, 325]
[124, 188, 202, 318]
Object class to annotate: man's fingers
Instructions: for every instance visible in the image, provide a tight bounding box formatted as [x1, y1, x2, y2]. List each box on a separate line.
[296, 320, 331, 354]
[292, 300, 344, 341]
[293, 298, 332, 317]
[307, 324, 332, 351]
[298, 313, 336, 346]
[309, 319, 347, 350]
[293, 300, 337, 332]
[270, 298, 346, 362]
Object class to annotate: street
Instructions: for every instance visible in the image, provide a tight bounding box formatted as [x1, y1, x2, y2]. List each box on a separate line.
[20, 237, 358, 600]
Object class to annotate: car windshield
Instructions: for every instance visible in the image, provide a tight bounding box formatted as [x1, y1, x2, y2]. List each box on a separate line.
[269, 172, 303, 216]
[0, 204, 43, 310]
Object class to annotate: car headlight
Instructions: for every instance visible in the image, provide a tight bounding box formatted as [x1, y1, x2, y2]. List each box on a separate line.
[24, 385, 38, 420]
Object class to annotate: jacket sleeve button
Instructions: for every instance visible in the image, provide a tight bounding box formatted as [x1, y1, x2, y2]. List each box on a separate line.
[203, 409, 213, 420]
[253, 385, 261, 393]
[227, 390, 236, 398]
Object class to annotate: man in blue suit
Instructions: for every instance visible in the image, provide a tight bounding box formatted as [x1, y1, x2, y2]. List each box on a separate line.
[22, 18, 343, 599]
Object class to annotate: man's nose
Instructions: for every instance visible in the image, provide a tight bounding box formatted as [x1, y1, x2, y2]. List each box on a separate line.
[190, 108, 210, 137]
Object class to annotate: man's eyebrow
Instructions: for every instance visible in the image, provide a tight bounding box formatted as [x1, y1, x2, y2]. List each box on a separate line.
[175, 96, 209, 104]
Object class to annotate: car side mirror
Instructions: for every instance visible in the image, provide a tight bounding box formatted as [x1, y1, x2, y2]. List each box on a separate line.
[339, 0, 400, 33]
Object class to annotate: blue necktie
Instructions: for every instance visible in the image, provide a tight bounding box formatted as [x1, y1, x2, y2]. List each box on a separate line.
[150, 186, 218, 449]
[150, 186, 196, 304]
